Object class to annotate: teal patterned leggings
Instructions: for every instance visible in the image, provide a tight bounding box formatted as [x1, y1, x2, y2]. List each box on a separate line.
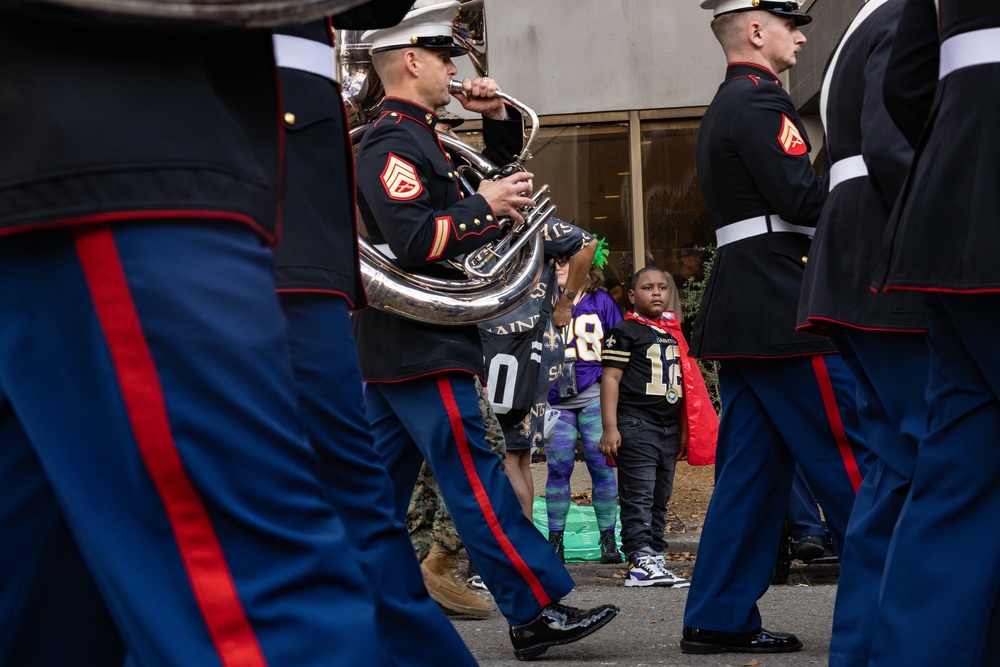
[545, 399, 619, 531]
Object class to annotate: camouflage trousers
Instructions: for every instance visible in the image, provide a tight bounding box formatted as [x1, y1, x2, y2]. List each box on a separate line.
[407, 376, 506, 559]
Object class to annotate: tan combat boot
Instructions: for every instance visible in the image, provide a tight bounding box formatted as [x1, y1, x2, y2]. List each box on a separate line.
[421, 543, 492, 617]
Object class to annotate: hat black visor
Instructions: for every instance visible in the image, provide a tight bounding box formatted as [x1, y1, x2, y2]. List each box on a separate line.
[767, 8, 812, 26]
[372, 35, 468, 57]
[717, 5, 812, 27]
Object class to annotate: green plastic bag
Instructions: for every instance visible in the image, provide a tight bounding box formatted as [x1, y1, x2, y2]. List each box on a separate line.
[532, 498, 622, 563]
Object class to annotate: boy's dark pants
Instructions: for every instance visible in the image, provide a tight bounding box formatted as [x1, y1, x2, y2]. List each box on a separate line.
[615, 416, 680, 556]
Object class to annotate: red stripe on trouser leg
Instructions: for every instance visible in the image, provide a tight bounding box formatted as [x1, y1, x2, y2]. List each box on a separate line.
[435, 375, 552, 608]
[74, 225, 268, 667]
[810, 355, 864, 493]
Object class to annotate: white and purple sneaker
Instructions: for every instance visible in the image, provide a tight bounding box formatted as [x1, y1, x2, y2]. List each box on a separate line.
[625, 552, 690, 588]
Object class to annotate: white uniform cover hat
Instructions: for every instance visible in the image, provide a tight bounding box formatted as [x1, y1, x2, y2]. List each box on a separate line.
[362, 1, 466, 55]
[699, 0, 813, 26]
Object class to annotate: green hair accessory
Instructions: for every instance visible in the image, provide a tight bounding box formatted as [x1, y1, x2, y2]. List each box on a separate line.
[592, 237, 610, 269]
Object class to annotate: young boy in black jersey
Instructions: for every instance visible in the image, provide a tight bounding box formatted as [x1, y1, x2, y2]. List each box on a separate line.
[599, 266, 691, 587]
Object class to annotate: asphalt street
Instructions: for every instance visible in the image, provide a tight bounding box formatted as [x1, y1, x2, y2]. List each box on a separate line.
[450, 561, 839, 667]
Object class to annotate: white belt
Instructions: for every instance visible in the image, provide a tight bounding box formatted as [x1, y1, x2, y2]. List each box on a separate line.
[272, 34, 337, 81]
[828, 155, 868, 192]
[715, 215, 815, 247]
[940, 27, 1000, 79]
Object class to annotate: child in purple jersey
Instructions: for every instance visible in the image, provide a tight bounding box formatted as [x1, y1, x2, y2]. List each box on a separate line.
[600, 267, 691, 588]
[545, 263, 623, 563]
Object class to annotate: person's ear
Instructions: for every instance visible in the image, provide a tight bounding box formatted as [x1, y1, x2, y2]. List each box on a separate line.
[628, 289, 636, 305]
[749, 20, 765, 47]
[403, 50, 420, 76]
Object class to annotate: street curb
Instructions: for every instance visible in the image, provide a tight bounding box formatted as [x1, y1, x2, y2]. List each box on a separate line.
[665, 532, 700, 553]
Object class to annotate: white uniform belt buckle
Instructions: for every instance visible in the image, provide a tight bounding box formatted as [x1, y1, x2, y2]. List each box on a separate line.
[940, 27, 1000, 79]
[828, 155, 868, 192]
[715, 215, 815, 247]
[273, 34, 337, 81]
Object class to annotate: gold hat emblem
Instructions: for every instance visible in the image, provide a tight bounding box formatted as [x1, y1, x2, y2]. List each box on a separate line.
[410, 36, 418, 44]
[752, 0, 760, 5]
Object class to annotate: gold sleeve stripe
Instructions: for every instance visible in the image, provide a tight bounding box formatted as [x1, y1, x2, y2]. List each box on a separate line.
[427, 216, 451, 260]
[603, 350, 631, 362]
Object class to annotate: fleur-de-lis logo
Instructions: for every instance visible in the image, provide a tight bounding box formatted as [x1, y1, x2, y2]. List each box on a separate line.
[543, 329, 561, 351]
[606, 334, 617, 348]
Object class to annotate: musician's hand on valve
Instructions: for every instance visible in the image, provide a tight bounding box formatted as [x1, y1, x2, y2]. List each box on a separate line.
[477, 171, 535, 225]
[453, 77, 507, 120]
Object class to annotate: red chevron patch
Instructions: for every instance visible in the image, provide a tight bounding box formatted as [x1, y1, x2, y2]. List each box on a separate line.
[381, 154, 423, 200]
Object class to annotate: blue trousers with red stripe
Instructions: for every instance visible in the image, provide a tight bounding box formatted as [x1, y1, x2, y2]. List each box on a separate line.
[826, 328, 926, 667]
[365, 373, 575, 625]
[0, 222, 384, 667]
[279, 293, 476, 666]
[870, 295, 1000, 667]
[684, 354, 872, 633]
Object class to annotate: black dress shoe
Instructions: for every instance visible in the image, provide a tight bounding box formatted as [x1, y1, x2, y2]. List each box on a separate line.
[792, 534, 827, 561]
[679, 626, 803, 654]
[509, 602, 619, 661]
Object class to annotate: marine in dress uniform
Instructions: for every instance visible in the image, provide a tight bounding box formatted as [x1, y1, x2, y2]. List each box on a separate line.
[350, 2, 618, 660]
[272, 14, 478, 664]
[794, 1, 929, 664]
[680, 0, 873, 654]
[0, 5, 389, 667]
[869, 2, 1000, 664]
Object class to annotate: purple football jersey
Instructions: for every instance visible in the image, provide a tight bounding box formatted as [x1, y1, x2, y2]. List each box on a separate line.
[553, 289, 623, 401]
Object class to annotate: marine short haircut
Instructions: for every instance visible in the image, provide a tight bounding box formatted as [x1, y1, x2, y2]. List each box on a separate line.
[371, 49, 405, 85]
[710, 9, 758, 48]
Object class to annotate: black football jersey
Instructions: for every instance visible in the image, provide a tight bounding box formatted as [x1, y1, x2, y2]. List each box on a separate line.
[602, 319, 682, 426]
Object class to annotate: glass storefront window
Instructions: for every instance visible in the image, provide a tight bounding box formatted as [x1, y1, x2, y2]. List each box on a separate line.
[456, 117, 712, 312]
[518, 123, 633, 302]
[639, 119, 713, 282]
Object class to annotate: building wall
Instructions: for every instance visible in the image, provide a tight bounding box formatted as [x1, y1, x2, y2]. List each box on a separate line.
[475, 0, 726, 115]
[788, 0, 865, 112]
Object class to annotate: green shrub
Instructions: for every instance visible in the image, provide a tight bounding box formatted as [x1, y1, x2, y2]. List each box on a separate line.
[678, 245, 721, 416]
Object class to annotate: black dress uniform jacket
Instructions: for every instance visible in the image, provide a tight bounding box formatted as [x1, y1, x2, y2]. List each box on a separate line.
[882, 0, 939, 149]
[690, 63, 834, 359]
[876, 0, 1000, 292]
[272, 1, 411, 306]
[352, 97, 525, 381]
[0, 8, 280, 241]
[797, 0, 926, 334]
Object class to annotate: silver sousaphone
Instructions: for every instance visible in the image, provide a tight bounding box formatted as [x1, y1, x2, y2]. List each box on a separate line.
[340, 0, 556, 326]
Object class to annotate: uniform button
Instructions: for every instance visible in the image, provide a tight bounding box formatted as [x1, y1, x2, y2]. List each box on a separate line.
[474, 218, 481, 225]
[459, 223, 467, 231]
[801, 256, 808, 264]
[448, 171, 454, 178]
[390, 112, 399, 117]
[486, 215, 494, 222]
[446, 152, 452, 160]
[284, 112, 296, 125]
